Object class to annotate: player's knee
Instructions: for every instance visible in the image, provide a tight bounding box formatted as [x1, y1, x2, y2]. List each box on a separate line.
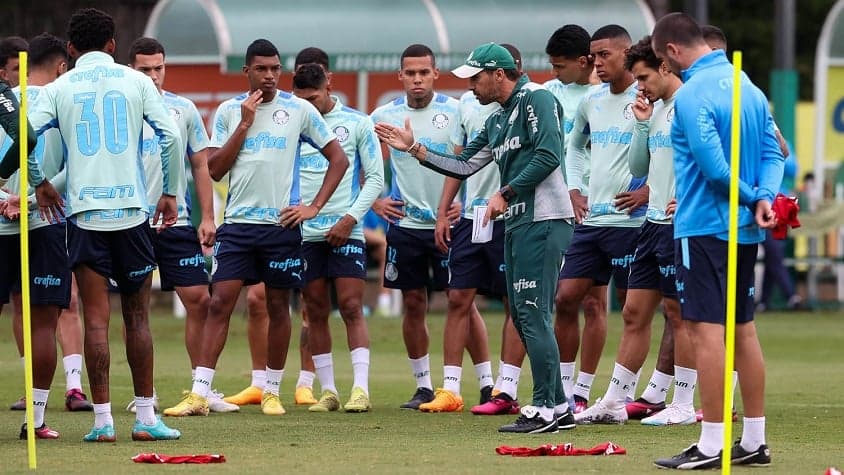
[337, 297, 363, 322]
[621, 306, 651, 332]
[246, 291, 266, 316]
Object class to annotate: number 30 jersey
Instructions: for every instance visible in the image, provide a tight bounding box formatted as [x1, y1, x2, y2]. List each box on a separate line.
[29, 51, 182, 230]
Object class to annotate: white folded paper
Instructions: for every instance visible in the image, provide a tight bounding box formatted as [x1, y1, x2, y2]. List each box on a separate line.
[471, 205, 493, 243]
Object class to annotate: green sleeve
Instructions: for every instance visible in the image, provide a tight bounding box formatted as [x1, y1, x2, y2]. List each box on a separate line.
[507, 90, 563, 195]
[0, 82, 42, 184]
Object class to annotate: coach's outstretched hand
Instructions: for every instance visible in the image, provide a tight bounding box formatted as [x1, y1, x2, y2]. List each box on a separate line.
[153, 194, 178, 232]
[34, 180, 65, 224]
[374, 118, 415, 152]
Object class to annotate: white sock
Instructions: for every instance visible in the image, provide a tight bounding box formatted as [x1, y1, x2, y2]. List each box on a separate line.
[443, 365, 462, 394]
[265, 367, 284, 396]
[350, 347, 370, 394]
[740, 416, 766, 452]
[493, 360, 505, 392]
[409, 355, 432, 390]
[554, 402, 570, 414]
[560, 362, 575, 401]
[537, 405, 554, 421]
[500, 363, 521, 399]
[63, 354, 83, 392]
[474, 361, 493, 389]
[698, 421, 725, 457]
[671, 366, 697, 407]
[313, 353, 337, 394]
[93, 402, 113, 429]
[32, 388, 49, 427]
[573, 371, 595, 401]
[134, 396, 157, 426]
[640, 369, 673, 404]
[632, 368, 642, 400]
[604, 363, 637, 408]
[191, 366, 215, 398]
[294, 370, 313, 389]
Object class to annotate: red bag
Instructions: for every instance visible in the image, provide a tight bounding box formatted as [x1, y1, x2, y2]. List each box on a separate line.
[131, 453, 226, 464]
[771, 193, 800, 240]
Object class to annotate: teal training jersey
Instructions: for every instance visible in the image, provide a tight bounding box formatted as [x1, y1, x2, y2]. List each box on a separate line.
[0, 85, 65, 235]
[544, 79, 593, 194]
[629, 94, 676, 224]
[370, 92, 462, 229]
[567, 81, 645, 228]
[28, 51, 183, 231]
[458, 90, 501, 219]
[142, 90, 210, 227]
[210, 89, 336, 225]
[299, 96, 384, 242]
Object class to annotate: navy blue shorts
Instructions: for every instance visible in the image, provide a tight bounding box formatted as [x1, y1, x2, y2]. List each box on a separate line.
[212, 223, 303, 289]
[0, 225, 71, 307]
[67, 220, 156, 294]
[448, 218, 506, 297]
[627, 221, 677, 298]
[675, 236, 757, 324]
[384, 225, 449, 291]
[558, 225, 638, 288]
[151, 225, 209, 291]
[302, 239, 367, 282]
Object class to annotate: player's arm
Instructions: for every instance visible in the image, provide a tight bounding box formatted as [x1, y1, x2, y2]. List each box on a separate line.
[677, 95, 756, 207]
[208, 90, 262, 181]
[755, 112, 786, 204]
[21, 82, 64, 222]
[565, 96, 589, 192]
[185, 104, 216, 246]
[507, 91, 564, 194]
[628, 91, 653, 178]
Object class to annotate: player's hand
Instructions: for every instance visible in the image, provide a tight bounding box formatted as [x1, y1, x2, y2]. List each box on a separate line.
[34, 180, 65, 224]
[569, 189, 588, 224]
[615, 185, 649, 214]
[326, 214, 356, 247]
[239, 90, 263, 129]
[447, 201, 462, 224]
[197, 218, 217, 247]
[153, 195, 178, 232]
[484, 192, 507, 226]
[665, 198, 677, 217]
[2, 194, 21, 220]
[374, 118, 415, 152]
[372, 197, 405, 224]
[755, 199, 777, 229]
[280, 204, 319, 228]
[632, 90, 653, 121]
[434, 214, 451, 254]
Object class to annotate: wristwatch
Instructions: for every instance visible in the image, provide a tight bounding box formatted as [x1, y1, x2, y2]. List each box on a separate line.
[498, 185, 516, 202]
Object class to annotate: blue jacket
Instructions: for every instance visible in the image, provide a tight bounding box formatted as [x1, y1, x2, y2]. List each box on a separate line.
[672, 50, 784, 244]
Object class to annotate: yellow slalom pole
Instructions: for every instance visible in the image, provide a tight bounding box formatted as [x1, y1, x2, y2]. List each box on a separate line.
[18, 51, 37, 469]
[721, 50, 743, 475]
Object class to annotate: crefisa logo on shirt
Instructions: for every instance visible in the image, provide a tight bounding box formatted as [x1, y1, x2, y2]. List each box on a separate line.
[334, 125, 350, 142]
[431, 113, 449, 129]
[623, 103, 634, 120]
[273, 109, 290, 125]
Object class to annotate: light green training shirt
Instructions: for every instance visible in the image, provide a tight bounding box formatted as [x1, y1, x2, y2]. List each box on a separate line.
[629, 94, 676, 224]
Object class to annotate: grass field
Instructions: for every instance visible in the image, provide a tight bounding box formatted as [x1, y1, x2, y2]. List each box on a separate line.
[0, 302, 841, 474]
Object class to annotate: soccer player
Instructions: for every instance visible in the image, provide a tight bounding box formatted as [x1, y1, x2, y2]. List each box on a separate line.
[573, 35, 696, 426]
[651, 13, 782, 469]
[542, 24, 612, 412]
[3, 34, 92, 414]
[27, 8, 184, 442]
[370, 44, 471, 410]
[164, 39, 347, 417]
[0, 32, 78, 439]
[377, 42, 577, 434]
[291, 53, 384, 413]
[423, 46, 527, 415]
[127, 37, 238, 414]
[555, 25, 647, 410]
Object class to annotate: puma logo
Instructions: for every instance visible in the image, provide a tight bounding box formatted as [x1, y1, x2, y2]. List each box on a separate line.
[524, 299, 538, 308]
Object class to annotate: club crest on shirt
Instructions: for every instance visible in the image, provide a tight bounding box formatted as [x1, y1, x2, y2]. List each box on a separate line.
[666, 106, 675, 123]
[333, 125, 350, 142]
[169, 107, 182, 122]
[623, 103, 634, 120]
[273, 109, 290, 125]
[432, 113, 450, 129]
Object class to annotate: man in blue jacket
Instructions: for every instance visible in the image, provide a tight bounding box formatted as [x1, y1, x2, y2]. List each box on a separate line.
[650, 13, 784, 470]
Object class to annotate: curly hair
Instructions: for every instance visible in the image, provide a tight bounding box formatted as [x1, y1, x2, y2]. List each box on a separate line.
[624, 35, 661, 72]
[28, 33, 67, 68]
[67, 8, 115, 53]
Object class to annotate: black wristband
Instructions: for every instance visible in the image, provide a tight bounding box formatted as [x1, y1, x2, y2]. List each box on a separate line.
[498, 185, 516, 202]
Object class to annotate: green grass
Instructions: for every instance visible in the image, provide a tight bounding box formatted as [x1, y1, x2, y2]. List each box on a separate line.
[0, 303, 841, 474]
